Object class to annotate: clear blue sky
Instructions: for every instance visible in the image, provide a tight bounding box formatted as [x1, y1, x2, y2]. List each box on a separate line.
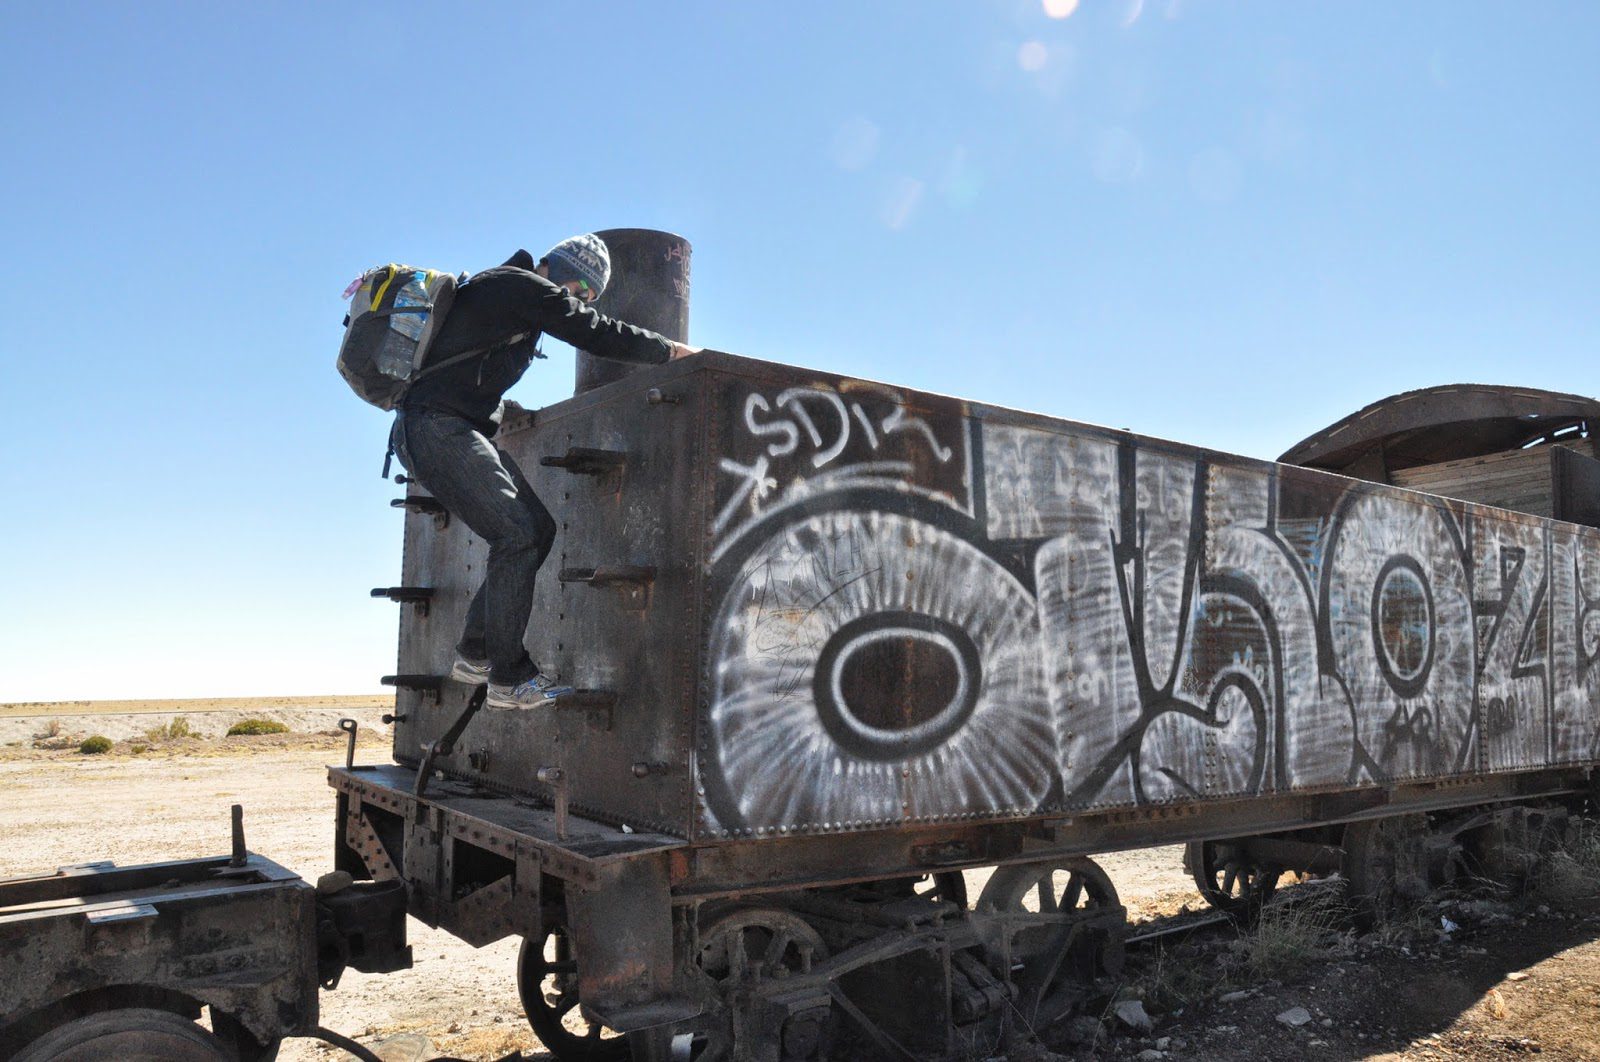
[3, 2, 1596, 701]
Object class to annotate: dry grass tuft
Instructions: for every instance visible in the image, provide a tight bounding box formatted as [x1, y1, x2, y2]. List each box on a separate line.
[143, 716, 195, 742]
[1239, 885, 1350, 981]
[1533, 819, 1600, 905]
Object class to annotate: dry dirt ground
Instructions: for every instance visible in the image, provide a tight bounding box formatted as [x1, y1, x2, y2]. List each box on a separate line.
[3, 701, 1599, 1060]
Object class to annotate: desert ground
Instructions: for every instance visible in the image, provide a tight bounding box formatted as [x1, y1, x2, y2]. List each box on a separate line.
[3, 700, 1599, 1060]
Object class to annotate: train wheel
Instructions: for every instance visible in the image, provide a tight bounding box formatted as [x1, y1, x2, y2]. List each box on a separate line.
[1342, 813, 1436, 922]
[690, 907, 830, 1062]
[696, 907, 828, 982]
[14, 1008, 232, 1062]
[516, 923, 630, 1062]
[977, 857, 1125, 974]
[977, 858, 1126, 1027]
[978, 858, 1118, 917]
[1185, 839, 1282, 920]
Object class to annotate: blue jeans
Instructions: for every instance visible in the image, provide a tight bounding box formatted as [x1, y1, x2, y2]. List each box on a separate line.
[392, 410, 555, 686]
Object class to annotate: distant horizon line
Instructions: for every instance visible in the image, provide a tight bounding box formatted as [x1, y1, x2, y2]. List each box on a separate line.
[0, 692, 390, 714]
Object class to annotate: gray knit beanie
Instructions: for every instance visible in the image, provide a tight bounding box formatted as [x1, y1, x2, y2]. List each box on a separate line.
[544, 233, 612, 297]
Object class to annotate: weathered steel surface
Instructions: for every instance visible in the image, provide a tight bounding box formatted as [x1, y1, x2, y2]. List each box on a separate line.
[393, 363, 705, 836]
[0, 854, 318, 1050]
[389, 353, 1600, 848]
[1556, 445, 1600, 527]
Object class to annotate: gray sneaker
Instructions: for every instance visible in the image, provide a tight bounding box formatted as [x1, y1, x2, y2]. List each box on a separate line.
[450, 655, 491, 684]
[485, 673, 573, 710]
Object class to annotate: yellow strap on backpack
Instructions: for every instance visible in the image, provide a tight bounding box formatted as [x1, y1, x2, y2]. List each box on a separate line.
[368, 264, 399, 311]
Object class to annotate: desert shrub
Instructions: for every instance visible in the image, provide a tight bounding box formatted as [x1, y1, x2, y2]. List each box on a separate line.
[1534, 819, 1600, 904]
[1136, 939, 1222, 1011]
[144, 716, 194, 742]
[227, 719, 289, 737]
[130, 743, 149, 754]
[1240, 886, 1349, 981]
[78, 735, 113, 755]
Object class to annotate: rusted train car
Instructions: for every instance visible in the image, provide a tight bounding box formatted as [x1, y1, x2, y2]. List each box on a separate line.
[342, 349, 1600, 1060]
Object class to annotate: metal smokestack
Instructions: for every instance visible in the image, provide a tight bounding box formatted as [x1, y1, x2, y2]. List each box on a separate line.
[574, 228, 691, 394]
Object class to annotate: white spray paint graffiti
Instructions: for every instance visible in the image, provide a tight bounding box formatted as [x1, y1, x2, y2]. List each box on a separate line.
[698, 398, 1600, 835]
[711, 382, 969, 552]
[702, 509, 1052, 833]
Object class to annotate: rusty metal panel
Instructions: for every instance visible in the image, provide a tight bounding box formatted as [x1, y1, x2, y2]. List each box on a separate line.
[690, 357, 1600, 835]
[0, 856, 318, 1049]
[1555, 444, 1600, 528]
[389, 352, 1600, 852]
[696, 365, 1047, 841]
[1550, 523, 1600, 763]
[1476, 515, 1553, 773]
[395, 367, 705, 837]
[567, 854, 678, 1027]
[392, 487, 464, 754]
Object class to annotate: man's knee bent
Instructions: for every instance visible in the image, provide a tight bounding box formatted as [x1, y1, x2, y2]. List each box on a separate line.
[498, 506, 556, 563]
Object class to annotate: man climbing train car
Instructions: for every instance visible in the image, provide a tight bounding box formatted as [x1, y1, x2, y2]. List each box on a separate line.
[391, 234, 695, 710]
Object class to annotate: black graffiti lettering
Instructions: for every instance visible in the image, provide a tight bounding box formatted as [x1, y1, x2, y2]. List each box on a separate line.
[1485, 695, 1520, 738]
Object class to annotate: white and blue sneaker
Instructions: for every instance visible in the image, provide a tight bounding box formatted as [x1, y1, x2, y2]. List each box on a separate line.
[486, 672, 574, 710]
[451, 655, 492, 684]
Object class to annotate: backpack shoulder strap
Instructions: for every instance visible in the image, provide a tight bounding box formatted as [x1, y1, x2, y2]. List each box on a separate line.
[405, 341, 496, 385]
[406, 331, 533, 386]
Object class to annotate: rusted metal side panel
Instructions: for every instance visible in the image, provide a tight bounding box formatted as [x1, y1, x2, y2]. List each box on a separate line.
[1551, 523, 1600, 763]
[685, 355, 1600, 840]
[567, 855, 680, 1028]
[1476, 514, 1553, 773]
[395, 365, 704, 836]
[1555, 444, 1600, 528]
[389, 352, 1600, 850]
[695, 365, 1031, 840]
[392, 483, 469, 750]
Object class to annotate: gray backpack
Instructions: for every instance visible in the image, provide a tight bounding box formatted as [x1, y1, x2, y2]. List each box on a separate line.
[337, 264, 489, 410]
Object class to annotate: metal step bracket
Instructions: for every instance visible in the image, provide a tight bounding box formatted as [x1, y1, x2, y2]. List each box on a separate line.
[391, 495, 449, 527]
[548, 689, 618, 731]
[558, 565, 656, 611]
[381, 674, 444, 705]
[540, 447, 626, 479]
[370, 586, 435, 615]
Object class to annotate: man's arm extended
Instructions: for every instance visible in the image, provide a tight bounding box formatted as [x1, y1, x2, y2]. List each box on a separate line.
[516, 270, 675, 365]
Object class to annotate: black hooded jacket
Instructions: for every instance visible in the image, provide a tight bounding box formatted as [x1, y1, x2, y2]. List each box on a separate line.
[402, 249, 673, 434]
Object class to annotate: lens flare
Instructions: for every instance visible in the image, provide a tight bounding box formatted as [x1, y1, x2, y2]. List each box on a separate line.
[1018, 41, 1048, 72]
[830, 116, 880, 172]
[882, 177, 925, 231]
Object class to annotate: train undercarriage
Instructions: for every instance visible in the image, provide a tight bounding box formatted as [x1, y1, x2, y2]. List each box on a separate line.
[326, 757, 1597, 1062]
